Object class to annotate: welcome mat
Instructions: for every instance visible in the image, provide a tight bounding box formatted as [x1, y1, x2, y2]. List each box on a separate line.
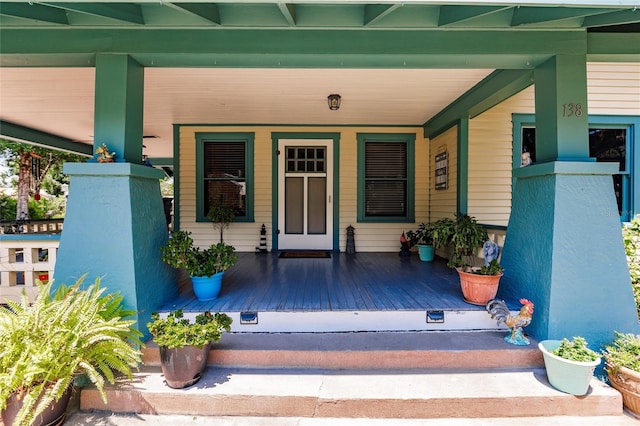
[279, 251, 331, 259]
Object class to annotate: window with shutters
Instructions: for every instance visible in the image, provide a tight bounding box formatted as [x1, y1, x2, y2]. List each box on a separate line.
[195, 132, 254, 222]
[357, 133, 415, 223]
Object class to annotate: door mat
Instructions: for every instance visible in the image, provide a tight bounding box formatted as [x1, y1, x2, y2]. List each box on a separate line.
[279, 251, 331, 259]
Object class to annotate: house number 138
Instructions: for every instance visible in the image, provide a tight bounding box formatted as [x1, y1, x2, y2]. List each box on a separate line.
[563, 103, 583, 117]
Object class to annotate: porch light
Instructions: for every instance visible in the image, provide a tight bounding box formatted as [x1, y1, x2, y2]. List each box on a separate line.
[328, 94, 341, 110]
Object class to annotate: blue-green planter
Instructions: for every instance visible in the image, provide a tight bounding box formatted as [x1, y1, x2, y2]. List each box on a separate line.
[417, 244, 435, 261]
[538, 340, 601, 395]
[190, 272, 224, 301]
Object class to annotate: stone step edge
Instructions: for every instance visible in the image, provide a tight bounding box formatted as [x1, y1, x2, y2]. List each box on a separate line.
[141, 330, 544, 369]
[80, 367, 622, 419]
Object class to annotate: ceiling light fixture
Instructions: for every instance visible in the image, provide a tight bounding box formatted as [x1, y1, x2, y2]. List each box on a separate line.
[328, 94, 341, 111]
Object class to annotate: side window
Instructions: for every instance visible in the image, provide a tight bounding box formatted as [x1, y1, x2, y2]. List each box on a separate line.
[515, 120, 631, 221]
[196, 133, 254, 222]
[357, 133, 415, 223]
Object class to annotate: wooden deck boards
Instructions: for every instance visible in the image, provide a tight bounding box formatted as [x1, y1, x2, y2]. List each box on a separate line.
[160, 252, 519, 314]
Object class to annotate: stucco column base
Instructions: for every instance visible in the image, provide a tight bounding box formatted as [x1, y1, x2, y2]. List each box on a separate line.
[500, 162, 639, 359]
[53, 163, 177, 340]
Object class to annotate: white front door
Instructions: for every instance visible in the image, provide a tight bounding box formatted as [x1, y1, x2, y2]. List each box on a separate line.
[278, 139, 333, 250]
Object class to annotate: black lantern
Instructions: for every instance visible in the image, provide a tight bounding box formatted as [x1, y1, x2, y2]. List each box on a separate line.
[327, 94, 341, 110]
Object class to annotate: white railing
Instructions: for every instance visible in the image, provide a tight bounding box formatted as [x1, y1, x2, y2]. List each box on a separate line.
[0, 225, 61, 303]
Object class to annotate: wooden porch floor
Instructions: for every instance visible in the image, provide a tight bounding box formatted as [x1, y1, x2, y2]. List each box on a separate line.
[160, 252, 519, 314]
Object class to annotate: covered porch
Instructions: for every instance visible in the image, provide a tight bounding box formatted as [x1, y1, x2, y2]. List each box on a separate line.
[161, 252, 520, 333]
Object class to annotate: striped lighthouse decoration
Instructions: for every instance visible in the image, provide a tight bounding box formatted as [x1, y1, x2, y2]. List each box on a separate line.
[259, 224, 268, 253]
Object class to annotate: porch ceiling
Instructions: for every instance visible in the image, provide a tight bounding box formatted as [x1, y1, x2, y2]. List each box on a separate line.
[0, 1, 638, 160]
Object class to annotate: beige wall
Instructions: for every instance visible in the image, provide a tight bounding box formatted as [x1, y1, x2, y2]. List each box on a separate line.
[429, 126, 458, 222]
[178, 126, 428, 252]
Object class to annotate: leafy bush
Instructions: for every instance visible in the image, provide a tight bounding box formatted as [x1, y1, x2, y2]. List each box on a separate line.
[160, 230, 238, 277]
[552, 337, 600, 362]
[603, 332, 640, 374]
[622, 218, 640, 319]
[147, 309, 232, 349]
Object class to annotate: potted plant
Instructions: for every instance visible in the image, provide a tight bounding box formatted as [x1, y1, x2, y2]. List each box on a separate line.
[207, 203, 236, 243]
[0, 277, 143, 426]
[446, 213, 502, 305]
[538, 337, 601, 396]
[603, 332, 640, 415]
[147, 309, 232, 389]
[161, 230, 238, 301]
[407, 222, 435, 261]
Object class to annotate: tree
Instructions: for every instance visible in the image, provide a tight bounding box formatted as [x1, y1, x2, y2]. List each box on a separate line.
[0, 139, 85, 220]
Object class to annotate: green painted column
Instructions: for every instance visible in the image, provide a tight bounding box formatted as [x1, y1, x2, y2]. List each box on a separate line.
[500, 55, 639, 361]
[53, 56, 177, 340]
[94, 54, 144, 163]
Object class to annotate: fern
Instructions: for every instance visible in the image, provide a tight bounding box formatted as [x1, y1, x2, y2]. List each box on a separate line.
[0, 276, 143, 426]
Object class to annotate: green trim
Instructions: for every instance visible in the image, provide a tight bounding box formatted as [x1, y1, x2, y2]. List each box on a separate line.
[0, 234, 61, 242]
[194, 132, 255, 223]
[512, 113, 640, 221]
[175, 123, 424, 128]
[0, 120, 92, 156]
[148, 157, 173, 166]
[587, 33, 640, 62]
[172, 125, 181, 231]
[63, 162, 165, 179]
[457, 118, 469, 215]
[271, 132, 341, 251]
[424, 69, 534, 139]
[356, 133, 415, 223]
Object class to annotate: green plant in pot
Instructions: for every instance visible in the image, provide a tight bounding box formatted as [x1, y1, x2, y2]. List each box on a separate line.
[0, 277, 143, 426]
[407, 222, 435, 261]
[603, 332, 640, 415]
[161, 230, 238, 301]
[538, 336, 601, 395]
[445, 213, 502, 305]
[147, 309, 232, 389]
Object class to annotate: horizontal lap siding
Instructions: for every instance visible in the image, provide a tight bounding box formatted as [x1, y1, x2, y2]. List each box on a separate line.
[178, 126, 427, 253]
[587, 63, 640, 115]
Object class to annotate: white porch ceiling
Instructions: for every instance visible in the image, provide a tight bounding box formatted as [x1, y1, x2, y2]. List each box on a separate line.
[0, 67, 494, 158]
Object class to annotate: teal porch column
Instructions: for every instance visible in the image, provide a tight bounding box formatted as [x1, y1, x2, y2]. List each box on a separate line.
[53, 55, 176, 340]
[499, 55, 639, 358]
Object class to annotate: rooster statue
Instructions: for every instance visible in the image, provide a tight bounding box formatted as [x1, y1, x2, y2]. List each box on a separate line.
[486, 298, 534, 346]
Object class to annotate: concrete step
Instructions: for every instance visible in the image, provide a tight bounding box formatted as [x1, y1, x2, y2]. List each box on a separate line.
[79, 366, 622, 419]
[142, 331, 545, 370]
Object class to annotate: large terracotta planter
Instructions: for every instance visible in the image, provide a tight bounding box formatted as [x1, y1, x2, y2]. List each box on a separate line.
[539, 340, 601, 396]
[1, 385, 73, 426]
[159, 344, 210, 389]
[608, 366, 640, 415]
[456, 268, 502, 305]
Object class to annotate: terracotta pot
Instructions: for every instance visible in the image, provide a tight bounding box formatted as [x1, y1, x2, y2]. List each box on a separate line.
[608, 366, 640, 415]
[159, 344, 210, 389]
[456, 268, 502, 305]
[1, 385, 73, 426]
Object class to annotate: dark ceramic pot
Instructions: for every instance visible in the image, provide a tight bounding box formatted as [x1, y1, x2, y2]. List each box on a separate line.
[159, 344, 210, 389]
[1, 385, 73, 426]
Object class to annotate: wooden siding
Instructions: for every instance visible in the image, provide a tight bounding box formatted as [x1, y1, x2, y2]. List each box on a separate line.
[178, 126, 428, 253]
[466, 62, 640, 226]
[429, 126, 458, 221]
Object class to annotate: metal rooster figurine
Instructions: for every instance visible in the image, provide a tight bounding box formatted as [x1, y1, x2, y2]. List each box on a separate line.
[486, 298, 534, 346]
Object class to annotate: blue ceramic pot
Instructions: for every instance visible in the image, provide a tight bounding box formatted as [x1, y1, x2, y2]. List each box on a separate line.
[190, 272, 224, 301]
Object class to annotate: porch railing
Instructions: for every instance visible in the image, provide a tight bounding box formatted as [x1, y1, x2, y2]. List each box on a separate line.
[0, 220, 62, 303]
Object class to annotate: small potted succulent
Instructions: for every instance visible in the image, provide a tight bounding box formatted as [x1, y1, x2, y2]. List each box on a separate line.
[603, 332, 640, 415]
[538, 336, 601, 395]
[161, 230, 238, 301]
[147, 309, 232, 389]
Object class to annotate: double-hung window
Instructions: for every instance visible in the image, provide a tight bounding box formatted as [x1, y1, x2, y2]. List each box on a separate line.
[357, 133, 415, 222]
[196, 132, 254, 222]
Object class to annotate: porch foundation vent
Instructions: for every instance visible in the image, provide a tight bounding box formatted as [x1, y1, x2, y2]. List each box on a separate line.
[426, 310, 444, 323]
[240, 311, 258, 325]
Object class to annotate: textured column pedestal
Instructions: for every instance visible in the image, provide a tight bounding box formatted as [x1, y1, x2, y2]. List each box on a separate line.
[53, 163, 177, 339]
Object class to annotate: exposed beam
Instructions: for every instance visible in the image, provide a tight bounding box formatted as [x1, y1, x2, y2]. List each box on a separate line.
[42, 3, 145, 25]
[424, 69, 534, 139]
[0, 121, 93, 156]
[583, 9, 640, 27]
[438, 5, 511, 26]
[277, 3, 296, 26]
[363, 4, 401, 26]
[0, 3, 68, 25]
[512, 6, 616, 26]
[587, 32, 640, 61]
[171, 3, 221, 25]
